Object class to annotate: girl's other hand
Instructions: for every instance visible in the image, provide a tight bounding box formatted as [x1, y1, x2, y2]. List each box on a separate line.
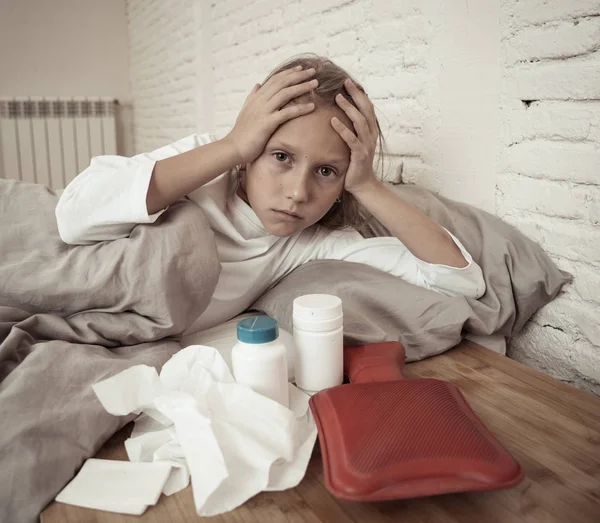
[225, 66, 318, 165]
[331, 78, 379, 194]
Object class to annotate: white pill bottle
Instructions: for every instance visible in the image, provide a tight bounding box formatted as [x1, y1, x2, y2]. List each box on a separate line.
[292, 294, 343, 394]
[231, 316, 289, 408]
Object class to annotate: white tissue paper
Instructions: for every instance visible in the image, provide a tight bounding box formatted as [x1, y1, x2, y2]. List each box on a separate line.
[91, 345, 317, 517]
[55, 458, 172, 515]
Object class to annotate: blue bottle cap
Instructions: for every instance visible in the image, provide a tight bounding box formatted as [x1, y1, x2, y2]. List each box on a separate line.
[236, 316, 279, 344]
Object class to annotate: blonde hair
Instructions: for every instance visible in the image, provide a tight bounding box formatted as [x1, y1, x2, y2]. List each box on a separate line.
[262, 54, 386, 230]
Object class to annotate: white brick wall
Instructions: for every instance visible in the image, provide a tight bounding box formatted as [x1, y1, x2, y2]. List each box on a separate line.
[208, 0, 431, 183]
[125, 0, 600, 393]
[499, 0, 600, 394]
[503, 18, 600, 63]
[126, 0, 198, 153]
[506, 0, 600, 27]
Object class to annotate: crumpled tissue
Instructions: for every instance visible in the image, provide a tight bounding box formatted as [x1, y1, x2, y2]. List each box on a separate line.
[92, 344, 317, 516]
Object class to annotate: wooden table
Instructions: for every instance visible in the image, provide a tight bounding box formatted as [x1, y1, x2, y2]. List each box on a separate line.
[42, 341, 600, 523]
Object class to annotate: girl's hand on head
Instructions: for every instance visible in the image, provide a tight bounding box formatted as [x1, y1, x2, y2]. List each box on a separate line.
[225, 66, 318, 165]
[331, 79, 379, 194]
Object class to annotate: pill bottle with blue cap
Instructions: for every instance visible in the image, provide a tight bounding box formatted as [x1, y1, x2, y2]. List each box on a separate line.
[231, 316, 289, 408]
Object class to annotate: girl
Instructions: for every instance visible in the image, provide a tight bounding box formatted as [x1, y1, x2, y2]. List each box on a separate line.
[56, 54, 485, 336]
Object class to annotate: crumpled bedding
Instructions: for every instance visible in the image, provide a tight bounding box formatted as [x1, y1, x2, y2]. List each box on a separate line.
[0, 179, 220, 523]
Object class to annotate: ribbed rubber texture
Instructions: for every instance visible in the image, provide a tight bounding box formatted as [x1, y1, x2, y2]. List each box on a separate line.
[310, 379, 523, 501]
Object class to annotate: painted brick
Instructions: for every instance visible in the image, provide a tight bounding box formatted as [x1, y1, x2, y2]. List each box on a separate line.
[359, 47, 407, 74]
[506, 176, 600, 224]
[571, 376, 600, 395]
[369, 0, 422, 20]
[313, 1, 369, 35]
[227, 1, 366, 45]
[554, 259, 600, 305]
[382, 132, 424, 158]
[358, 39, 429, 72]
[294, 0, 355, 17]
[583, 186, 600, 224]
[213, 60, 251, 82]
[214, 92, 246, 113]
[212, 0, 276, 32]
[127, 0, 197, 153]
[572, 340, 600, 383]
[398, 158, 439, 191]
[211, 29, 234, 50]
[374, 98, 427, 130]
[208, 0, 431, 134]
[252, 9, 288, 36]
[505, 141, 600, 185]
[359, 22, 409, 51]
[362, 72, 425, 100]
[332, 54, 362, 75]
[504, 18, 600, 63]
[403, 40, 430, 68]
[534, 295, 600, 347]
[359, 17, 429, 49]
[510, 321, 600, 395]
[506, 0, 600, 27]
[212, 44, 247, 66]
[506, 100, 595, 144]
[508, 320, 579, 382]
[284, 17, 327, 46]
[326, 31, 359, 56]
[244, 32, 286, 57]
[214, 74, 257, 96]
[503, 213, 600, 263]
[589, 195, 600, 225]
[496, 174, 591, 220]
[215, 110, 239, 133]
[507, 58, 600, 100]
[211, 1, 239, 22]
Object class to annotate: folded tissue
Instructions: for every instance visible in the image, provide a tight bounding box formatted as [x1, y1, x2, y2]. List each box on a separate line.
[55, 458, 172, 515]
[61, 345, 317, 516]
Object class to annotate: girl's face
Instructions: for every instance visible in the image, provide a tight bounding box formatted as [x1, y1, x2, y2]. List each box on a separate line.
[241, 106, 352, 237]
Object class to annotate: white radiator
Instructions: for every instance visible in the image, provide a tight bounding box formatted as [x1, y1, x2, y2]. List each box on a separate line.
[0, 97, 117, 190]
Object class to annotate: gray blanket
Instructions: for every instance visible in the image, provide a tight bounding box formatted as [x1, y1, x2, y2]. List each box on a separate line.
[0, 179, 220, 523]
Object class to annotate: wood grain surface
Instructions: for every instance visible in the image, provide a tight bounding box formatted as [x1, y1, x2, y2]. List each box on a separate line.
[41, 341, 600, 523]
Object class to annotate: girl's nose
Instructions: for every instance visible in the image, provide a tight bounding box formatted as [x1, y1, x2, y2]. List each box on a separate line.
[286, 169, 310, 203]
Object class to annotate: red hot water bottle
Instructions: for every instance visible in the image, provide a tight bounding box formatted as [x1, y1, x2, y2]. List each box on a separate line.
[309, 342, 524, 501]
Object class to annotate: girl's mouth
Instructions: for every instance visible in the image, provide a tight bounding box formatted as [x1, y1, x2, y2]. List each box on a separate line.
[273, 209, 302, 221]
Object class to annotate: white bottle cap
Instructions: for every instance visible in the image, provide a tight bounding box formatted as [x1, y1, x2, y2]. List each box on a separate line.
[293, 294, 342, 321]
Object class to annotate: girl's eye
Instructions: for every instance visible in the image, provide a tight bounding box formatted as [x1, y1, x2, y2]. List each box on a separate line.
[273, 152, 289, 162]
[319, 166, 336, 177]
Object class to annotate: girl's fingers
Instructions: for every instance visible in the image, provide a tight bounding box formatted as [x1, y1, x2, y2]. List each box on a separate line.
[335, 93, 371, 142]
[267, 79, 319, 110]
[331, 117, 361, 148]
[260, 67, 316, 100]
[343, 78, 377, 133]
[275, 102, 316, 126]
